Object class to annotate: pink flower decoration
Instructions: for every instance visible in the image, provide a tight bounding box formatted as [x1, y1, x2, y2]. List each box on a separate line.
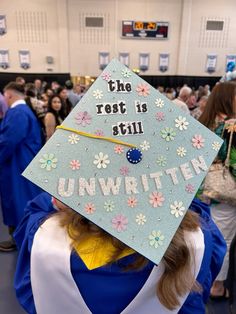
[75, 111, 92, 127]
[185, 184, 195, 193]
[70, 159, 81, 170]
[127, 196, 137, 208]
[112, 214, 128, 232]
[120, 166, 129, 176]
[114, 145, 124, 154]
[136, 83, 150, 97]
[84, 203, 96, 214]
[94, 129, 104, 137]
[149, 191, 165, 207]
[192, 134, 205, 149]
[101, 72, 111, 81]
[156, 112, 165, 121]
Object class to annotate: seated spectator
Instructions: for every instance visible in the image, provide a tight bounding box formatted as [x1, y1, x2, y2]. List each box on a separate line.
[56, 86, 72, 118]
[25, 83, 47, 143]
[172, 86, 191, 114]
[191, 96, 208, 120]
[64, 80, 83, 107]
[187, 92, 197, 113]
[34, 79, 44, 99]
[165, 87, 175, 100]
[51, 81, 60, 93]
[15, 76, 25, 86]
[44, 95, 64, 141]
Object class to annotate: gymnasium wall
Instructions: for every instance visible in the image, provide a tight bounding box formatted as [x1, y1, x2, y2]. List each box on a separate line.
[0, 0, 235, 77]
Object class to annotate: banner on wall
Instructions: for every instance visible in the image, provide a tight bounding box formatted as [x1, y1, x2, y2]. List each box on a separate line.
[226, 55, 236, 70]
[19, 50, 30, 69]
[206, 54, 217, 73]
[139, 53, 149, 71]
[0, 15, 7, 35]
[99, 52, 109, 70]
[159, 53, 169, 72]
[119, 53, 129, 67]
[0, 49, 9, 69]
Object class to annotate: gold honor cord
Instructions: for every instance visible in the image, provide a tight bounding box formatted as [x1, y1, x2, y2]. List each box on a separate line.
[56, 125, 136, 148]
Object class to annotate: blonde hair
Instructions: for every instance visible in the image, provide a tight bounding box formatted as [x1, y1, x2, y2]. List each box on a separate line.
[57, 207, 200, 310]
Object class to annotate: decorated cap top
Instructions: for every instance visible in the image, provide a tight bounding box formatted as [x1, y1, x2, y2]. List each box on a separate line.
[23, 59, 222, 264]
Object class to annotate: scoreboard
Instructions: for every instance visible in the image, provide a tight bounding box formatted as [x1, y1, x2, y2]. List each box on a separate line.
[122, 21, 169, 39]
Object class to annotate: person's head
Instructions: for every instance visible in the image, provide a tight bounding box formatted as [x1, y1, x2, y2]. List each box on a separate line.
[25, 83, 36, 98]
[186, 92, 197, 109]
[34, 79, 42, 90]
[40, 93, 49, 106]
[45, 88, 54, 97]
[48, 95, 62, 113]
[198, 95, 208, 113]
[199, 82, 236, 129]
[15, 76, 25, 86]
[54, 197, 200, 310]
[57, 87, 68, 101]
[65, 80, 74, 90]
[178, 86, 192, 103]
[51, 81, 60, 91]
[204, 84, 210, 92]
[3, 82, 25, 107]
[74, 83, 82, 94]
[157, 86, 164, 93]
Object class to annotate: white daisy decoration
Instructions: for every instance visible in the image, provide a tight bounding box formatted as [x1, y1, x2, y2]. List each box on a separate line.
[149, 230, 165, 248]
[135, 213, 147, 225]
[93, 89, 103, 99]
[140, 140, 150, 151]
[68, 134, 80, 144]
[39, 153, 58, 171]
[155, 98, 164, 108]
[170, 201, 185, 218]
[104, 200, 115, 212]
[175, 116, 189, 131]
[212, 141, 221, 151]
[176, 146, 187, 157]
[122, 68, 132, 78]
[93, 152, 110, 169]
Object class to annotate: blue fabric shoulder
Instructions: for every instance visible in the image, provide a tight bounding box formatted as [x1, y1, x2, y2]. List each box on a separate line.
[14, 192, 56, 314]
[178, 198, 227, 314]
[189, 198, 226, 281]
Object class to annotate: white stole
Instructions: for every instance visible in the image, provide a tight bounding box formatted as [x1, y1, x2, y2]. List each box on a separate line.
[31, 216, 205, 314]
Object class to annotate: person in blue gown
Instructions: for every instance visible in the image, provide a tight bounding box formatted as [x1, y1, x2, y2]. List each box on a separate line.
[0, 82, 42, 251]
[14, 192, 226, 314]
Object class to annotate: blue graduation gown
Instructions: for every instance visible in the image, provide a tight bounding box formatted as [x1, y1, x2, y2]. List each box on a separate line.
[0, 104, 42, 226]
[14, 193, 226, 314]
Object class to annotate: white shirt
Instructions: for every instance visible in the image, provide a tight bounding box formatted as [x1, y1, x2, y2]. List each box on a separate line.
[172, 98, 190, 114]
[11, 99, 26, 108]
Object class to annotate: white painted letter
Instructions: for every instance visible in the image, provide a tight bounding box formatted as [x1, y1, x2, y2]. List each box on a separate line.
[149, 172, 163, 189]
[165, 168, 179, 185]
[191, 155, 208, 174]
[180, 163, 194, 180]
[125, 177, 139, 194]
[141, 174, 149, 192]
[98, 177, 122, 196]
[79, 178, 96, 196]
[58, 178, 75, 197]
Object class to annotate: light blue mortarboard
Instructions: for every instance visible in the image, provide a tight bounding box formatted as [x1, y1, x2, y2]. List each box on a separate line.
[23, 59, 222, 264]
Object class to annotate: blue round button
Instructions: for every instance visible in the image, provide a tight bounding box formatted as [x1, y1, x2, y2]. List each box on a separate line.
[126, 148, 142, 164]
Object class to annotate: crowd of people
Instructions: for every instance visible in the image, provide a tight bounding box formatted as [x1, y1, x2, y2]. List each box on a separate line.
[0, 73, 236, 313]
[0, 78, 85, 249]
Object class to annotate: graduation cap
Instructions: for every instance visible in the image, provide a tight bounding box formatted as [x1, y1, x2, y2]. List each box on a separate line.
[23, 59, 222, 264]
